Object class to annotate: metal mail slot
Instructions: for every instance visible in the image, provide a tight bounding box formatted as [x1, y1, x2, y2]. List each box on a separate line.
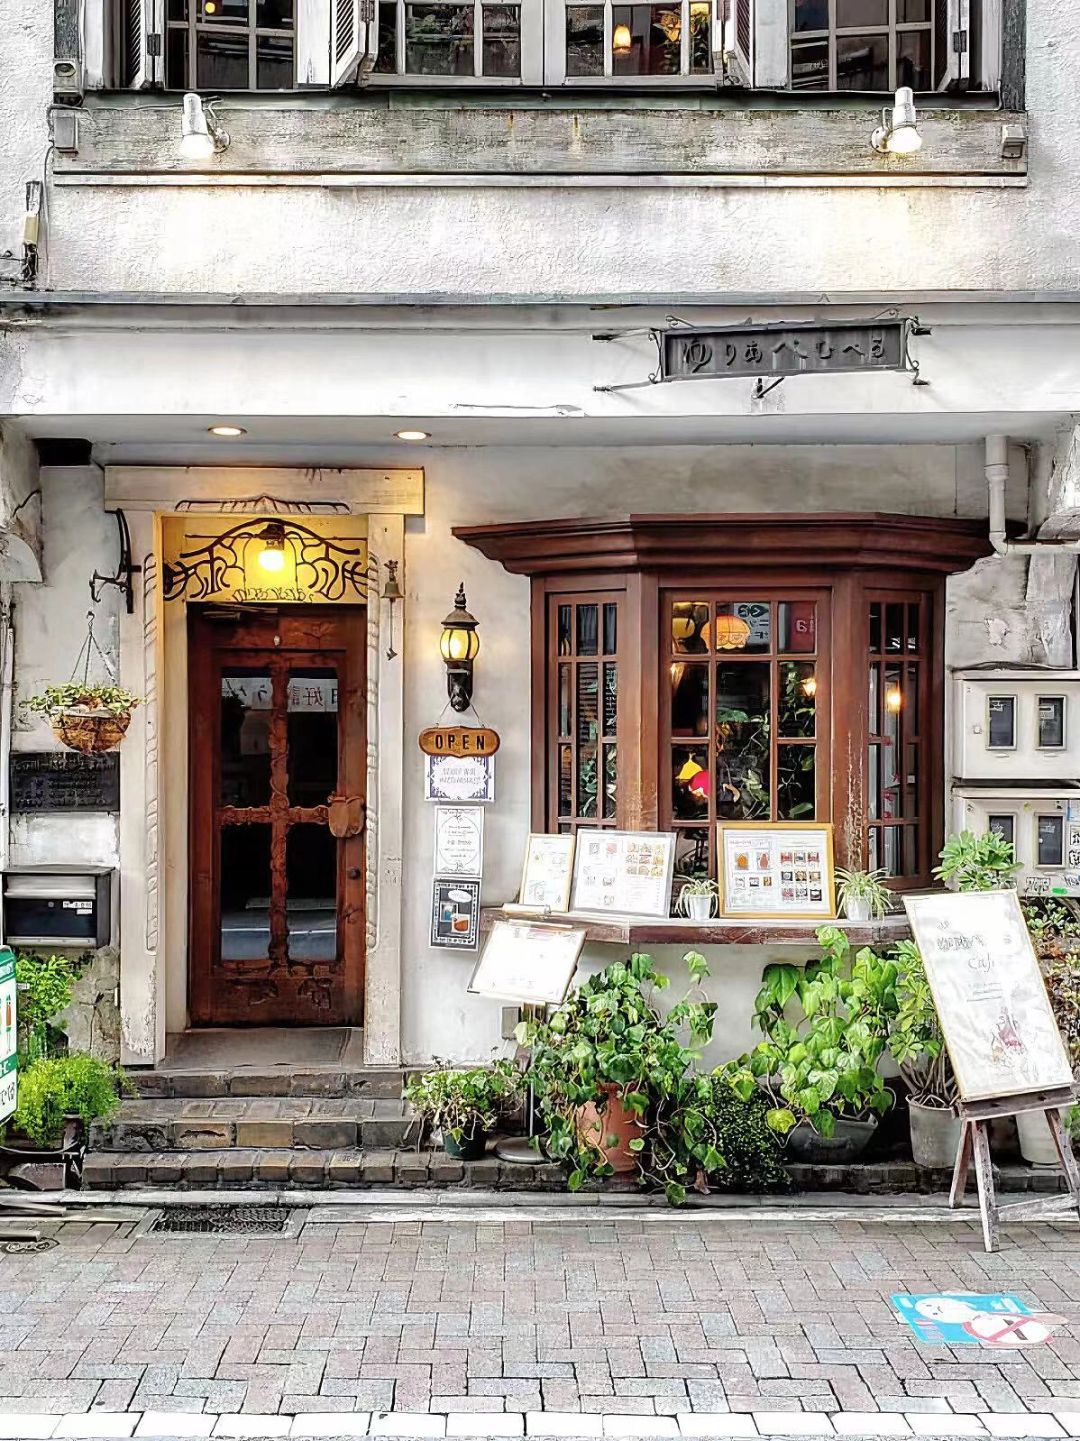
[2, 867, 113, 948]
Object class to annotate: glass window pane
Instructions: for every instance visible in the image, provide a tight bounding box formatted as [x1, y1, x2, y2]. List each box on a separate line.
[902, 824, 918, 876]
[257, 32, 294, 86]
[482, 4, 519, 74]
[405, 4, 474, 74]
[1038, 815, 1065, 868]
[790, 35, 828, 86]
[577, 663, 599, 746]
[897, 27, 930, 89]
[793, 0, 828, 30]
[868, 826, 880, 869]
[780, 662, 816, 737]
[673, 746, 711, 821]
[1039, 697, 1066, 749]
[989, 814, 1016, 848]
[868, 665, 881, 735]
[197, 29, 250, 88]
[898, 0, 929, 20]
[904, 743, 919, 818]
[576, 604, 599, 656]
[672, 601, 710, 654]
[201, 0, 249, 23]
[558, 604, 572, 655]
[602, 662, 617, 737]
[882, 824, 901, 877]
[836, 0, 887, 25]
[987, 695, 1016, 749]
[168, 0, 187, 20]
[558, 664, 571, 737]
[286, 668, 338, 806]
[690, 1, 711, 72]
[905, 662, 920, 732]
[257, 0, 293, 24]
[869, 602, 882, 654]
[715, 662, 770, 820]
[716, 602, 770, 653]
[836, 32, 888, 89]
[374, 1, 397, 68]
[601, 744, 617, 819]
[868, 743, 880, 820]
[671, 662, 709, 738]
[577, 746, 599, 818]
[778, 745, 815, 821]
[286, 822, 336, 965]
[779, 601, 816, 653]
[220, 823, 271, 962]
[221, 670, 272, 807]
[566, 6, 604, 75]
[603, 602, 617, 655]
[612, 4, 683, 75]
[166, 26, 189, 86]
[906, 601, 920, 653]
[884, 602, 904, 653]
[558, 744, 572, 816]
[674, 827, 711, 883]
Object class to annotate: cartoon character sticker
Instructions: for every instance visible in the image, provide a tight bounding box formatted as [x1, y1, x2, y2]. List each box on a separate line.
[894, 1294, 1067, 1348]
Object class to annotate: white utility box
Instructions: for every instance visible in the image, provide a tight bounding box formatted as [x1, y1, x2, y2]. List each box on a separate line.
[952, 786, 1080, 898]
[954, 666, 1080, 783]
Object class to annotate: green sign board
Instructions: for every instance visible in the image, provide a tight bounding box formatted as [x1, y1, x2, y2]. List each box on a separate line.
[0, 947, 16, 1123]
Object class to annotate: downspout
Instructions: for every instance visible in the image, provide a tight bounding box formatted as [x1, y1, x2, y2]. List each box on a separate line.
[987, 434, 1080, 555]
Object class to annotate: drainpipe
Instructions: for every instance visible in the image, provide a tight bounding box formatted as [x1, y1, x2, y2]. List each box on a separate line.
[987, 434, 1080, 555]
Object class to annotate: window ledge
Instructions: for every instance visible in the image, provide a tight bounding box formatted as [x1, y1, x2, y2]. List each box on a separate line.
[478, 906, 912, 946]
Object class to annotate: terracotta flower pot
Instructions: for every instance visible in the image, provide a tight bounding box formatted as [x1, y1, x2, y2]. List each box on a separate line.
[574, 1084, 640, 1173]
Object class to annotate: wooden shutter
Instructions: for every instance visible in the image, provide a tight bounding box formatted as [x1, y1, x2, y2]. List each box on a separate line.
[119, 0, 159, 86]
[724, 0, 753, 85]
[937, 0, 970, 89]
[330, 0, 377, 86]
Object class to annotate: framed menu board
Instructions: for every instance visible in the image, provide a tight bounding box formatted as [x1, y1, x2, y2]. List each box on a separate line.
[469, 920, 587, 1006]
[569, 830, 676, 917]
[903, 890, 1075, 1103]
[718, 822, 836, 920]
[519, 833, 576, 911]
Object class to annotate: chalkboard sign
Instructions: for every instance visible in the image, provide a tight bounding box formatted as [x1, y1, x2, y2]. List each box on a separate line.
[10, 753, 120, 813]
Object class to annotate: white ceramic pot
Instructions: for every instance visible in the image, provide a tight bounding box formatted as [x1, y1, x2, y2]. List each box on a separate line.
[843, 897, 871, 923]
[1017, 1108, 1068, 1168]
[909, 1100, 963, 1170]
[685, 893, 715, 922]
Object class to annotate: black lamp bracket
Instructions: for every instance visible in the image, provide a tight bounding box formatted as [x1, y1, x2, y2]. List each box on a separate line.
[90, 509, 142, 615]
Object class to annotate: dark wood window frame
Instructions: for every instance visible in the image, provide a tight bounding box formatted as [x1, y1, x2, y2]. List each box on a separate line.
[455, 512, 990, 890]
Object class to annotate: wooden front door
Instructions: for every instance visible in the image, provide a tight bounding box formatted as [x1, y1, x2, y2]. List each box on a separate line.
[188, 607, 366, 1026]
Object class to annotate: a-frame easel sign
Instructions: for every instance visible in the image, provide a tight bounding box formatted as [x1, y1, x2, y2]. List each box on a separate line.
[904, 889, 1080, 1253]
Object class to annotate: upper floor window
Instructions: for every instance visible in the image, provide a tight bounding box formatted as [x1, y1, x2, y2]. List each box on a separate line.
[165, 0, 296, 90]
[791, 0, 938, 91]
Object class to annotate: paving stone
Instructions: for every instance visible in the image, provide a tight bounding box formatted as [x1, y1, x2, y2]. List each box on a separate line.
[235, 1121, 295, 1148]
[831, 1417, 910, 1436]
[361, 1151, 397, 1184]
[752, 1417, 833, 1437]
[677, 1420, 758, 1438]
[982, 1421, 1066, 1439]
[133, 1414, 216, 1437]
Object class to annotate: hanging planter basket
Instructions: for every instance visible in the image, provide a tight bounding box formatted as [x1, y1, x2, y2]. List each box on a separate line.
[50, 705, 133, 755]
[24, 611, 140, 756]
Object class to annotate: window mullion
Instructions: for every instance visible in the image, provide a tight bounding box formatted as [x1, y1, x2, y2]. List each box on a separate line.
[474, 0, 482, 75]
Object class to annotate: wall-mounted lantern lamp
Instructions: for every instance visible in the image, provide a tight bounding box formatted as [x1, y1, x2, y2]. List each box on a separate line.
[255, 520, 287, 573]
[870, 86, 922, 156]
[440, 583, 479, 712]
[179, 93, 230, 160]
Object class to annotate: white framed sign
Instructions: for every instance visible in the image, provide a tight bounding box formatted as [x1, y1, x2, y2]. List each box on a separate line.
[569, 830, 676, 918]
[903, 890, 1075, 1103]
[520, 833, 576, 912]
[430, 879, 481, 949]
[433, 805, 484, 880]
[718, 822, 836, 919]
[0, 950, 16, 1124]
[469, 919, 586, 1006]
[425, 752, 495, 803]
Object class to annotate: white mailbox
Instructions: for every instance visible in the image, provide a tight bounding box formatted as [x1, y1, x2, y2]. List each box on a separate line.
[954, 667, 1080, 782]
[952, 786, 1080, 898]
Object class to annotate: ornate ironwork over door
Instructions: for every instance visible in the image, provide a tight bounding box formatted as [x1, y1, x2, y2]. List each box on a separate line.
[188, 607, 366, 1027]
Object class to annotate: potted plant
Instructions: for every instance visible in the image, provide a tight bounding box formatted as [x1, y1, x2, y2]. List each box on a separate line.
[15, 951, 76, 1064]
[721, 925, 898, 1163]
[519, 950, 716, 1200]
[403, 1060, 521, 1160]
[676, 877, 719, 922]
[1, 1053, 125, 1159]
[934, 829, 1021, 892]
[889, 938, 961, 1168]
[25, 683, 141, 755]
[834, 867, 892, 923]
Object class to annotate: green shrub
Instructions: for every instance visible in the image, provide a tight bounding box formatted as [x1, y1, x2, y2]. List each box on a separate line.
[5, 1053, 125, 1147]
[660, 1074, 792, 1195]
[404, 1060, 521, 1144]
[15, 952, 77, 1063]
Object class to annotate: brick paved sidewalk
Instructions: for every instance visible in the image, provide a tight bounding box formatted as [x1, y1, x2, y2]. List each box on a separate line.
[3, 1203, 1080, 1438]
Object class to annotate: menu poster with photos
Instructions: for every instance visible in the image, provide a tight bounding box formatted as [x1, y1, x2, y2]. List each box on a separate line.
[430, 879, 481, 949]
[903, 890, 1075, 1103]
[469, 919, 587, 1006]
[718, 823, 836, 919]
[433, 805, 484, 879]
[520, 833, 576, 912]
[570, 830, 676, 917]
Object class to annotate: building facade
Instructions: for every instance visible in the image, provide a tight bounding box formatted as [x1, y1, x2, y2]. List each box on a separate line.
[0, 0, 1078, 1091]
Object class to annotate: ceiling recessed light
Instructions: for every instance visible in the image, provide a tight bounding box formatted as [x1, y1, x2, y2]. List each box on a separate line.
[395, 429, 430, 442]
[208, 424, 246, 438]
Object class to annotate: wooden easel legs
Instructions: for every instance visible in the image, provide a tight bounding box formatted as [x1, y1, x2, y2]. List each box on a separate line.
[1045, 1108, 1080, 1222]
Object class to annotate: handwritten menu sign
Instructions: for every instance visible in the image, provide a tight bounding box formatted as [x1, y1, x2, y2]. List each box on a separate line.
[520, 834, 576, 911]
[569, 830, 675, 917]
[425, 753, 495, 803]
[10, 752, 120, 813]
[718, 823, 836, 919]
[903, 890, 1074, 1103]
[433, 806, 484, 879]
[469, 919, 586, 1006]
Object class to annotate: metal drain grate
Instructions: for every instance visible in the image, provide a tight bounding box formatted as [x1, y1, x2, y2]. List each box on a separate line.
[149, 1205, 294, 1235]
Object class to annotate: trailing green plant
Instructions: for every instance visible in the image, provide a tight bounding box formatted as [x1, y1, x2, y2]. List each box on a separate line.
[403, 1060, 522, 1145]
[518, 951, 717, 1204]
[4, 1053, 125, 1147]
[15, 951, 77, 1064]
[24, 684, 140, 718]
[834, 867, 893, 919]
[888, 938, 957, 1109]
[934, 829, 1020, 892]
[655, 1073, 793, 1196]
[721, 925, 898, 1139]
[1023, 898, 1080, 961]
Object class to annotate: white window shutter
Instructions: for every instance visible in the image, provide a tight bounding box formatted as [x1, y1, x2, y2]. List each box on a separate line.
[121, 0, 160, 87]
[723, 0, 753, 85]
[296, 0, 331, 83]
[937, 0, 970, 89]
[330, 0, 377, 85]
[753, 0, 787, 88]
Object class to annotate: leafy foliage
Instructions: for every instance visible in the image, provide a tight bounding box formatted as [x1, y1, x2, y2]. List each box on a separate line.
[659, 1074, 793, 1195]
[404, 1060, 521, 1144]
[1025, 899, 1080, 1077]
[934, 829, 1020, 892]
[720, 925, 898, 1139]
[4, 1053, 125, 1147]
[14, 952, 77, 1064]
[519, 951, 716, 1204]
[888, 938, 956, 1108]
[24, 684, 140, 718]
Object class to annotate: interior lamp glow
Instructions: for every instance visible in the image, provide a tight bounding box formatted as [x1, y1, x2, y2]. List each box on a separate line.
[871, 86, 923, 155]
[612, 22, 632, 52]
[180, 93, 230, 160]
[885, 684, 904, 713]
[440, 583, 480, 712]
[714, 614, 752, 651]
[256, 520, 287, 574]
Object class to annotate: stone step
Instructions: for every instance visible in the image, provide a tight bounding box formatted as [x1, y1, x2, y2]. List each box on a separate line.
[128, 1064, 411, 1100]
[90, 1096, 418, 1152]
[81, 1147, 568, 1191]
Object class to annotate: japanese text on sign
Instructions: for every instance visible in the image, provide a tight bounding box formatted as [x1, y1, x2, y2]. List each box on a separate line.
[662, 322, 908, 382]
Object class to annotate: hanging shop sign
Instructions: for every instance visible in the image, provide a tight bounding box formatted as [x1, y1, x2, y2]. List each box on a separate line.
[430, 879, 481, 950]
[425, 753, 496, 803]
[717, 822, 836, 920]
[10, 752, 120, 813]
[433, 805, 485, 880]
[660, 319, 912, 383]
[419, 726, 500, 757]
